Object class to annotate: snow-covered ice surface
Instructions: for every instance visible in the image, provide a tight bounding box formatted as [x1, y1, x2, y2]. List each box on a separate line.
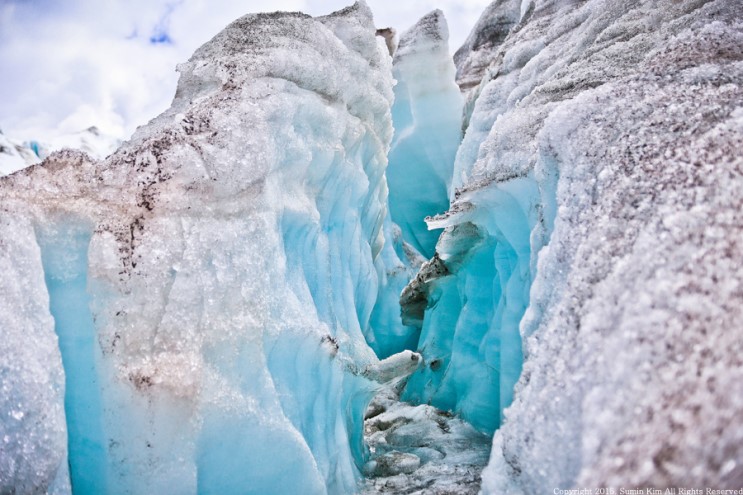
[40, 127, 122, 162]
[0, 130, 40, 175]
[399, 0, 743, 492]
[453, 0, 521, 126]
[0, 3, 422, 493]
[0, 126, 121, 177]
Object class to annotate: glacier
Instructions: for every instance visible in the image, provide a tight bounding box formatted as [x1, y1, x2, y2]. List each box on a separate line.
[0, 129, 40, 176]
[385, 9, 462, 260]
[0, 126, 121, 177]
[0, 4, 411, 494]
[409, 0, 743, 492]
[366, 9, 462, 361]
[2, 0, 743, 493]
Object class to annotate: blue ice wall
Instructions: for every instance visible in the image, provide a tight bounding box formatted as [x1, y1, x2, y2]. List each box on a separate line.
[402, 177, 540, 433]
[386, 87, 460, 258]
[386, 10, 463, 259]
[365, 10, 463, 360]
[367, 216, 423, 359]
[37, 221, 107, 494]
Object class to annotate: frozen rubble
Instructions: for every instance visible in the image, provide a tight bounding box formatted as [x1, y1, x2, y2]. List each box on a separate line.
[394, 0, 743, 492]
[361, 383, 491, 495]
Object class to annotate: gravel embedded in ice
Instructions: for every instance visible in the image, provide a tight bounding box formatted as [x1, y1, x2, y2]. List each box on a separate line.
[362, 385, 491, 494]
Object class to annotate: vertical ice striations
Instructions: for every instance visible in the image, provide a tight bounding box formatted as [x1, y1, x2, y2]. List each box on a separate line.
[399, 173, 538, 434]
[0, 216, 69, 495]
[366, 216, 425, 359]
[0, 3, 406, 493]
[412, 0, 743, 492]
[396, 0, 537, 438]
[385, 10, 463, 259]
[367, 10, 462, 360]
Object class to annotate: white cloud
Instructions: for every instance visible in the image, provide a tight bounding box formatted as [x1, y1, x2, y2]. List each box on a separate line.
[0, 0, 490, 142]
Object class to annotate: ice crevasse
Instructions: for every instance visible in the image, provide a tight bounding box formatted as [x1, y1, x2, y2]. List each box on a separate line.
[2, 0, 743, 493]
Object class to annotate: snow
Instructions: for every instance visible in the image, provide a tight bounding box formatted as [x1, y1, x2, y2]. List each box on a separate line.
[0, 131, 40, 176]
[41, 126, 122, 162]
[0, 126, 121, 177]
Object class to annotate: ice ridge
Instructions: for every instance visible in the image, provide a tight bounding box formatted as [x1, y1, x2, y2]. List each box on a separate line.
[0, 3, 406, 494]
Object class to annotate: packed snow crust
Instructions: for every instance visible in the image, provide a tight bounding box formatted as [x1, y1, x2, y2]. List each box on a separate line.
[393, 0, 743, 492]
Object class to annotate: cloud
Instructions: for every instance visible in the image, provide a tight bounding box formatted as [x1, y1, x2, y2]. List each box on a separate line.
[0, 0, 491, 142]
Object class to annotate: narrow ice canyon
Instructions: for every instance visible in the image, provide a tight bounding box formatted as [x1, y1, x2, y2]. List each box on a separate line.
[1, 1, 742, 494]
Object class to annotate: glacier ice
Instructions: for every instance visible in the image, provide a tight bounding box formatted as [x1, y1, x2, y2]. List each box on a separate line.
[0, 127, 121, 177]
[366, 9, 463, 361]
[366, 216, 425, 359]
[0, 130, 40, 176]
[399, 174, 539, 433]
[0, 216, 69, 495]
[40, 127, 122, 163]
[385, 10, 463, 259]
[397, 0, 743, 492]
[2, 0, 743, 493]
[0, 3, 422, 493]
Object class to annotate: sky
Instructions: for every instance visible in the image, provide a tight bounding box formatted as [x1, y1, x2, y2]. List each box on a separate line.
[0, 0, 491, 142]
